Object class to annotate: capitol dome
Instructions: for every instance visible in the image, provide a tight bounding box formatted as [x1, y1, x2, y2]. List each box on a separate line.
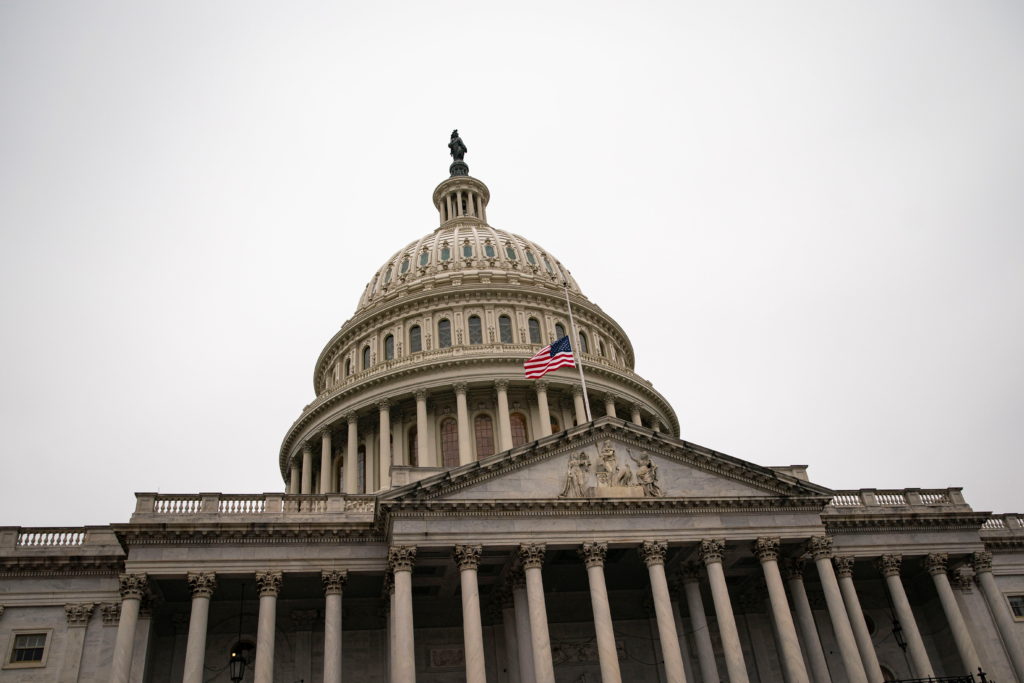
[278, 150, 679, 492]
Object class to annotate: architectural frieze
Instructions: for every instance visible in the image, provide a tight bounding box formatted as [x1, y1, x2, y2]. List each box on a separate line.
[824, 512, 989, 534]
[116, 525, 384, 545]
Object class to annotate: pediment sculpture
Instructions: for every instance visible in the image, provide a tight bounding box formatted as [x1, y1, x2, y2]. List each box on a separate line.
[559, 440, 663, 498]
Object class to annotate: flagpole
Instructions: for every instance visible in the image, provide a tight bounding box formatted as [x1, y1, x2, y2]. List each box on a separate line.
[563, 280, 593, 422]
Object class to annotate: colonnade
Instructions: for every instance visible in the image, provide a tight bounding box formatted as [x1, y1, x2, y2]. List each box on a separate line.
[286, 380, 664, 495]
[106, 544, 1022, 683]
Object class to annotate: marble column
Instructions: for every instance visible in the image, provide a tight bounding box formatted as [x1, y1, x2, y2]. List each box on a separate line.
[344, 413, 359, 494]
[640, 541, 687, 683]
[603, 393, 617, 418]
[924, 554, 982, 675]
[292, 610, 315, 683]
[579, 542, 622, 683]
[652, 419, 662, 432]
[511, 569, 537, 683]
[414, 390, 432, 466]
[630, 403, 643, 426]
[699, 539, 749, 683]
[535, 380, 552, 437]
[832, 556, 884, 683]
[571, 385, 586, 425]
[973, 551, 1024, 680]
[288, 460, 300, 494]
[783, 559, 832, 683]
[455, 382, 473, 464]
[320, 429, 334, 493]
[500, 589, 521, 683]
[111, 573, 148, 683]
[519, 543, 555, 683]
[679, 563, 720, 683]
[59, 603, 94, 683]
[495, 380, 513, 452]
[454, 545, 487, 682]
[877, 555, 933, 678]
[301, 442, 314, 494]
[378, 400, 392, 490]
[807, 537, 868, 683]
[389, 546, 417, 682]
[254, 570, 283, 683]
[322, 570, 348, 683]
[753, 538, 810, 683]
[670, 600, 697, 683]
[183, 572, 217, 683]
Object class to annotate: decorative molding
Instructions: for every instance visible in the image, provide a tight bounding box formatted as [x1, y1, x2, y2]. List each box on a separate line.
[833, 556, 855, 578]
[519, 543, 546, 569]
[924, 553, 949, 576]
[322, 569, 348, 595]
[806, 535, 833, 560]
[100, 602, 120, 625]
[187, 571, 217, 598]
[578, 542, 608, 568]
[877, 554, 902, 577]
[118, 573, 149, 600]
[639, 540, 668, 567]
[494, 379, 509, 392]
[752, 536, 781, 563]
[698, 538, 725, 564]
[453, 544, 483, 571]
[255, 570, 283, 597]
[388, 545, 417, 573]
[535, 380, 549, 392]
[64, 602, 95, 627]
[377, 399, 391, 412]
[414, 389, 427, 401]
[453, 382, 468, 396]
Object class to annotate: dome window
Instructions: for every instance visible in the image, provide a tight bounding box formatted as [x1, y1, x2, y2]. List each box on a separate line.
[528, 318, 541, 344]
[407, 427, 418, 467]
[498, 315, 513, 343]
[578, 332, 589, 353]
[474, 414, 495, 459]
[599, 341, 606, 357]
[409, 325, 422, 353]
[400, 257, 410, 274]
[384, 335, 395, 361]
[484, 244, 496, 258]
[438, 320, 452, 349]
[510, 413, 529, 447]
[543, 258, 554, 274]
[383, 268, 393, 285]
[440, 418, 459, 467]
[362, 346, 371, 370]
[468, 315, 483, 345]
[344, 358, 351, 376]
[525, 250, 537, 266]
[419, 251, 430, 267]
[440, 245, 451, 262]
[462, 243, 473, 258]
[506, 246, 517, 260]
[555, 323, 566, 339]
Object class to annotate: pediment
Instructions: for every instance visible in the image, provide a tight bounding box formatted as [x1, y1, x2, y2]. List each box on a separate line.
[383, 418, 833, 504]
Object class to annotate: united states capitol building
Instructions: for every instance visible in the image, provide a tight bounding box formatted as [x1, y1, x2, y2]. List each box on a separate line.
[2, 137, 1023, 683]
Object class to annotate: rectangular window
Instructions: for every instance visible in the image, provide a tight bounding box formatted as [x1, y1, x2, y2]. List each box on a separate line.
[5, 631, 50, 668]
[1009, 594, 1024, 620]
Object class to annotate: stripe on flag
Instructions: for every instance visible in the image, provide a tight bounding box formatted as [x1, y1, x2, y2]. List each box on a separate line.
[524, 336, 575, 378]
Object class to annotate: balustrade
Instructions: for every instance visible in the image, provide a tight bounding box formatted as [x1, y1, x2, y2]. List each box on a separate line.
[16, 528, 86, 547]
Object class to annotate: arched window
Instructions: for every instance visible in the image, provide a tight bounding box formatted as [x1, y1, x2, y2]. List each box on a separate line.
[344, 358, 351, 376]
[599, 341, 606, 357]
[474, 414, 495, 458]
[498, 315, 513, 343]
[550, 417, 561, 434]
[484, 243, 496, 258]
[384, 335, 395, 360]
[468, 315, 483, 345]
[528, 318, 541, 344]
[357, 446, 366, 494]
[578, 332, 589, 353]
[440, 418, 459, 467]
[409, 325, 422, 353]
[438, 320, 452, 348]
[362, 346, 371, 370]
[408, 427, 418, 467]
[462, 242, 473, 258]
[555, 323, 566, 339]
[510, 413, 529, 447]
[505, 245, 517, 260]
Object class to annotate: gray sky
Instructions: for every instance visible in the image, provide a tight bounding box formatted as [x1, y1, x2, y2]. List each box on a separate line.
[1, 1, 1021, 527]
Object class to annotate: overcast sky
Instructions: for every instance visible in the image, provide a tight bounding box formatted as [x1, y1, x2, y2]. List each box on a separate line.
[1, 1, 1021, 527]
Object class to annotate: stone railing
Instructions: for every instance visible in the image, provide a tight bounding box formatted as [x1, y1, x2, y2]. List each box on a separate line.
[132, 492, 377, 522]
[825, 488, 970, 510]
[0, 526, 124, 556]
[15, 528, 86, 547]
[980, 513, 1023, 531]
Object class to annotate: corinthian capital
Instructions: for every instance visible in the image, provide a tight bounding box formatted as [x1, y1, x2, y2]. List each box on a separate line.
[187, 572, 217, 598]
[388, 545, 417, 573]
[833, 556, 855, 578]
[321, 569, 348, 595]
[698, 539, 725, 565]
[806, 535, 833, 560]
[971, 551, 993, 574]
[678, 562, 702, 583]
[578, 542, 608, 568]
[877, 554, 902, 577]
[571, 384, 584, 397]
[782, 557, 806, 581]
[100, 602, 120, 625]
[534, 379, 549, 392]
[64, 603, 95, 627]
[924, 553, 948, 576]
[453, 382, 468, 396]
[377, 398, 391, 411]
[508, 566, 527, 590]
[118, 573, 149, 600]
[639, 540, 669, 567]
[494, 379, 509, 392]
[518, 543, 547, 569]
[256, 570, 283, 597]
[454, 544, 483, 571]
[752, 537, 781, 563]
[414, 389, 428, 401]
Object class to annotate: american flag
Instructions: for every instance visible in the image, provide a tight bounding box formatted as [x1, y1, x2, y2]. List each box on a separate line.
[524, 336, 575, 378]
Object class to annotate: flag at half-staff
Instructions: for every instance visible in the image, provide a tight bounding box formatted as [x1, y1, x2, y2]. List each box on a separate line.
[524, 336, 575, 378]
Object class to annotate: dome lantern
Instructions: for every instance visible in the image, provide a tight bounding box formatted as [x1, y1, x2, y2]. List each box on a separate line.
[435, 130, 489, 226]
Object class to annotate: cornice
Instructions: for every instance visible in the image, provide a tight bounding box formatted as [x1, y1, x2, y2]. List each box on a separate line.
[824, 512, 989, 534]
[114, 524, 383, 546]
[983, 538, 1024, 551]
[0, 557, 123, 577]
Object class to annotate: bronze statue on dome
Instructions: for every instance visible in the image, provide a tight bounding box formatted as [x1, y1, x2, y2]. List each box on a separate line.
[449, 130, 467, 161]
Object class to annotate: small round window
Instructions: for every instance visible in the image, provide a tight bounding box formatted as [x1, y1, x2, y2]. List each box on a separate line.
[484, 244, 496, 258]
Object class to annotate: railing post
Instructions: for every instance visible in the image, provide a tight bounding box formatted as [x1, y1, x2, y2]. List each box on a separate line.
[326, 493, 345, 513]
[904, 488, 923, 506]
[200, 493, 220, 513]
[947, 488, 967, 505]
[263, 493, 283, 513]
[860, 489, 878, 506]
[135, 493, 157, 515]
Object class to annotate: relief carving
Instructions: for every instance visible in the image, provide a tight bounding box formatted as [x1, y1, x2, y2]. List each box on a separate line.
[557, 440, 663, 498]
